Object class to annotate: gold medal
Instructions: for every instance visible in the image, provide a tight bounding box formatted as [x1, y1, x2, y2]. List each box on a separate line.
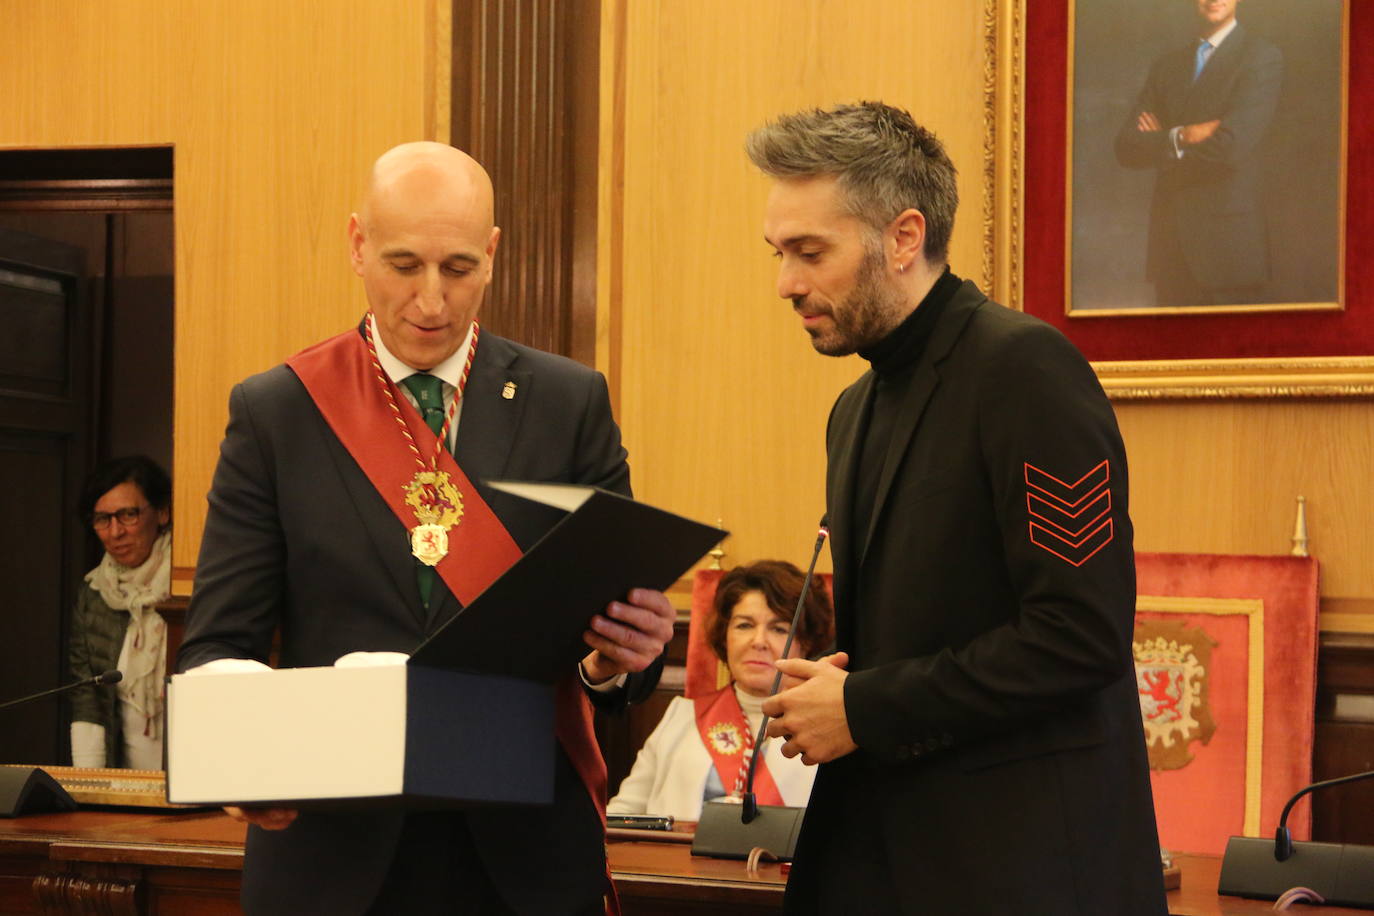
[363, 314, 479, 572]
[403, 470, 464, 565]
[410, 524, 450, 567]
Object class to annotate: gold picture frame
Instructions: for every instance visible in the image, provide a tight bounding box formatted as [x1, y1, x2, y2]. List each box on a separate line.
[984, 0, 1374, 399]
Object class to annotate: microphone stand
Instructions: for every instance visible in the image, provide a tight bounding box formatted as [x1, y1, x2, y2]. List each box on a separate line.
[0, 673, 118, 817]
[1218, 768, 1374, 907]
[0, 671, 123, 713]
[692, 520, 829, 861]
[742, 524, 829, 824]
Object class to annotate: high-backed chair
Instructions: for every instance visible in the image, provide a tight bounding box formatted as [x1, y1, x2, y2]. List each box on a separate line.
[687, 553, 1318, 856]
[1133, 552, 1319, 856]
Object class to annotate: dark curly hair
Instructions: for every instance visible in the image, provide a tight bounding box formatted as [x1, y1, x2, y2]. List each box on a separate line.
[705, 560, 834, 663]
[78, 455, 171, 525]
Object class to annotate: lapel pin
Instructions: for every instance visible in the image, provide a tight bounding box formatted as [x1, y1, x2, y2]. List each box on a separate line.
[502, 381, 517, 400]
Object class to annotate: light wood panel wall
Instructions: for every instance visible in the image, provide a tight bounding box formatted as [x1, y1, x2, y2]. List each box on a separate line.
[2, 0, 447, 587]
[603, 0, 989, 571]
[1116, 400, 1374, 616]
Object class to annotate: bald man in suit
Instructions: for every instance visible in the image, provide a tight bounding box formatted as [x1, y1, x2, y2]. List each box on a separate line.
[179, 143, 673, 915]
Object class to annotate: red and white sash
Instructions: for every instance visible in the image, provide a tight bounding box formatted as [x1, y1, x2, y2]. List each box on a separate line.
[288, 326, 619, 911]
[693, 685, 784, 806]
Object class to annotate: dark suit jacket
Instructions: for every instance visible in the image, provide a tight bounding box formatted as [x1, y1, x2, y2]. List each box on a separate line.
[784, 281, 1165, 915]
[1115, 23, 1283, 294]
[178, 330, 643, 915]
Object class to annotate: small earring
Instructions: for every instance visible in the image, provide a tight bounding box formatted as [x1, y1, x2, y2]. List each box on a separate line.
[897, 262, 906, 274]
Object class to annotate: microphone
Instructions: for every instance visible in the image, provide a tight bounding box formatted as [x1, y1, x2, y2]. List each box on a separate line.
[1218, 768, 1374, 906]
[693, 517, 829, 861]
[742, 518, 829, 824]
[1274, 769, 1374, 861]
[0, 670, 123, 712]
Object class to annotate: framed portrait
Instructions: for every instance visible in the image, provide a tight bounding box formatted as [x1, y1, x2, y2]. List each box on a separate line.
[1017, 0, 1374, 397]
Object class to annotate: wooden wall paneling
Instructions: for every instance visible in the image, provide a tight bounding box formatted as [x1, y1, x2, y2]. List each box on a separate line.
[604, 0, 988, 570]
[451, 0, 600, 363]
[0, 0, 441, 578]
[595, 0, 628, 405]
[1114, 400, 1374, 603]
[1312, 634, 1374, 844]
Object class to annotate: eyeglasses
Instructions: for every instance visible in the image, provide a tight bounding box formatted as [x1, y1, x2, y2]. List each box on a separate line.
[91, 505, 149, 530]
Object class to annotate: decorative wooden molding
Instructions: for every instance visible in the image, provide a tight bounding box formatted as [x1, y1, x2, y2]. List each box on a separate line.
[425, 0, 452, 145]
[1320, 598, 1374, 636]
[981, 0, 998, 295]
[34, 863, 142, 915]
[986, 0, 1024, 308]
[0, 179, 172, 211]
[450, 0, 600, 364]
[596, 0, 628, 409]
[1092, 356, 1374, 400]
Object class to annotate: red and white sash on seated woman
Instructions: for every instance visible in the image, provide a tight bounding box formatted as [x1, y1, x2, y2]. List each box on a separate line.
[693, 684, 784, 806]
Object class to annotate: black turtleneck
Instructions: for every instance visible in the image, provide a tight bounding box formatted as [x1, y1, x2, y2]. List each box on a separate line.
[848, 268, 962, 562]
[858, 266, 961, 377]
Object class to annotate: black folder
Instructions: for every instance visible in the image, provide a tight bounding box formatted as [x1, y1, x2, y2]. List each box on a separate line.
[409, 482, 725, 681]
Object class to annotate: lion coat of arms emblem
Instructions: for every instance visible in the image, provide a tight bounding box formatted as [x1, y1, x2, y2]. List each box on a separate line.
[1133, 618, 1219, 770]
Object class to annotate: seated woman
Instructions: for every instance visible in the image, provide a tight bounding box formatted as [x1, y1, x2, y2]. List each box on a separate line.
[608, 560, 834, 821]
[68, 456, 172, 770]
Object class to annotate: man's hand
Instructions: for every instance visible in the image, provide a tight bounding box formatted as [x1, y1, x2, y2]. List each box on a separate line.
[581, 588, 675, 683]
[224, 806, 298, 830]
[762, 652, 858, 765]
[1179, 119, 1221, 146]
[1136, 111, 1162, 132]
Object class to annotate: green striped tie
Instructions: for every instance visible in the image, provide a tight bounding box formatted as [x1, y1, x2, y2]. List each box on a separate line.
[401, 373, 446, 608]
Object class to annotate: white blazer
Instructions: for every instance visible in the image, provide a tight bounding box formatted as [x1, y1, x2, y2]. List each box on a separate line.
[606, 692, 817, 822]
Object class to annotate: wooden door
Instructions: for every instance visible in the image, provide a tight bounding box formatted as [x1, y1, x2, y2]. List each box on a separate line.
[0, 227, 95, 764]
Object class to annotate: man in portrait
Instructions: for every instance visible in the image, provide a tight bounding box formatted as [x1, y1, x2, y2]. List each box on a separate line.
[1114, 0, 1283, 307]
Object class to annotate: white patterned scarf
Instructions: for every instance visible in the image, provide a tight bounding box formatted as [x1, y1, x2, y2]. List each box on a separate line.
[84, 529, 171, 739]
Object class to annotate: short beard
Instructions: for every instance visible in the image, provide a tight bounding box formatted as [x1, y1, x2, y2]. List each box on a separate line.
[802, 245, 907, 357]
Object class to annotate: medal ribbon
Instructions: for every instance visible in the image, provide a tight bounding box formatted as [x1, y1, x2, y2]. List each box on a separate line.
[363, 314, 475, 476]
[286, 321, 522, 606]
[287, 320, 615, 911]
[693, 685, 785, 806]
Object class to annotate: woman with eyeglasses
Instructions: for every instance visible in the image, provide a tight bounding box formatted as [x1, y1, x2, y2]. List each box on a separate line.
[68, 455, 172, 770]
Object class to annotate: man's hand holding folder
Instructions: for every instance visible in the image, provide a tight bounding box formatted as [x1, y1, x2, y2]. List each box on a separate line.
[582, 588, 676, 683]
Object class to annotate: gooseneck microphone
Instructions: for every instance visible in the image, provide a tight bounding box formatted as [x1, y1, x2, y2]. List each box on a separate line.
[0, 670, 123, 712]
[1274, 769, 1374, 861]
[1218, 767, 1374, 906]
[741, 517, 830, 825]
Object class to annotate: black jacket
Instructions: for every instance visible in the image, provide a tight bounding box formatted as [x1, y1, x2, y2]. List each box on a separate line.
[785, 281, 1166, 915]
[179, 330, 649, 915]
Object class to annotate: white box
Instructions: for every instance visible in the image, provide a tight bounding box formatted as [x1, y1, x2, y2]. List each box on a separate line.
[165, 665, 554, 809]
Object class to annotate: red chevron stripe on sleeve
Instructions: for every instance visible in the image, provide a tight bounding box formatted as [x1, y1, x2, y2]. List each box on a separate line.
[1024, 460, 1114, 567]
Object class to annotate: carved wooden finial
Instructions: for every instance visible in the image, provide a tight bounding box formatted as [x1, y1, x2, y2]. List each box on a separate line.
[707, 518, 727, 570]
[1290, 496, 1309, 558]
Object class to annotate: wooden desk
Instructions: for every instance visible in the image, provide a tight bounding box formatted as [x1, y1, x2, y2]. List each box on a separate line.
[1164, 853, 1369, 915]
[610, 834, 783, 914]
[0, 809, 243, 914]
[0, 812, 1365, 914]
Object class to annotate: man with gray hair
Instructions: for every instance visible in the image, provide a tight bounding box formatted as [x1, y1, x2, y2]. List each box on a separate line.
[753, 102, 1166, 914]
